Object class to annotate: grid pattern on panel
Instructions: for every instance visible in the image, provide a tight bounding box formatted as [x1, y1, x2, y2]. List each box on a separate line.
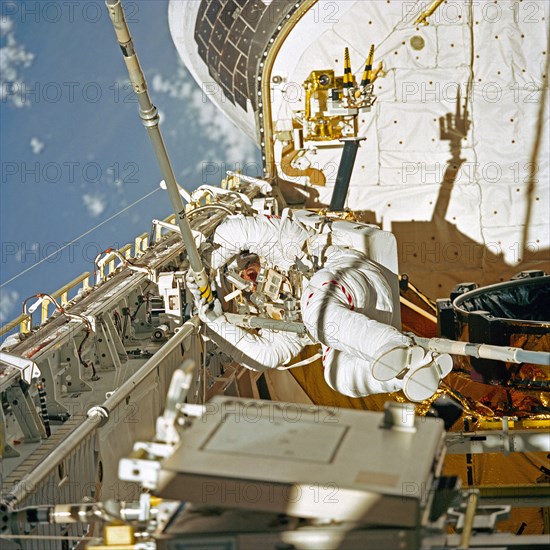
[194, 0, 300, 111]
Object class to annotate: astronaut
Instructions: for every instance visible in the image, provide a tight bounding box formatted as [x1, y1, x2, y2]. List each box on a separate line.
[187, 213, 452, 402]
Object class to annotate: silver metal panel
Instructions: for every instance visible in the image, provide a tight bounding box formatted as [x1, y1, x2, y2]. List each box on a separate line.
[156, 397, 445, 525]
[204, 414, 347, 463]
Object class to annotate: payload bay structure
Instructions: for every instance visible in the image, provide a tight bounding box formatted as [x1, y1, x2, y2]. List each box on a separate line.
[169, 0, 550, 296]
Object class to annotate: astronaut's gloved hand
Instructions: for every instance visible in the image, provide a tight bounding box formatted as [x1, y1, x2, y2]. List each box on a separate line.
[186, 270, 222, 323]
[185, 270, 202, 303]
[402, 352, 453, 402]
[197, 297, 223, 323]
[372, 345, 453, 402]
[371, 345, 425, 381]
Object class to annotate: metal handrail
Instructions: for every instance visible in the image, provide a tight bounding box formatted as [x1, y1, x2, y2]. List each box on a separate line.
[0, 313, 32, 338]
[3, 316, 199, 506]
[40, 272, 91, 323]
[1, 210, 179, 337]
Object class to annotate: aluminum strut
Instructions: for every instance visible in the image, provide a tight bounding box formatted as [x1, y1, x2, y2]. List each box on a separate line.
[105, 0, 212, 302]
[409, 334, 550, 366]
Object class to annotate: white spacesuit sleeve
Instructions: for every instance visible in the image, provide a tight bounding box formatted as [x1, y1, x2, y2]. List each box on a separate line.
[204, 315, 307, 371]
[322, 347, 405, 397]
[300, 248, 454, 400]
[302, 272, 411, 363]
[211, 215, 309, 271]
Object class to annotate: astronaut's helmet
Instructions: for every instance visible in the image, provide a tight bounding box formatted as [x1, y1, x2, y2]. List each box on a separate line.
[220, 252, 301, 321]
[236, 253, 261, 290]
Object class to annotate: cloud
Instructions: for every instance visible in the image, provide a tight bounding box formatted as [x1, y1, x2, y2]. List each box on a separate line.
[0, 17, 13, 34]
[151, 64, 257, 164]
[0, 289, 19, 324]
[15, 242, 38, 262]
[0, 16, 35, 108]
[30, 137, 45, 155]
[105, 166, 123, 190]
[151, 71, 193, 99]
[82, 193, 107, 218]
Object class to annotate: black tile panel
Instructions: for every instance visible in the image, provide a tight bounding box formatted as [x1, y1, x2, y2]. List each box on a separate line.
[205, 0, 223, 25]
[220, 0, 240, 27]
[220, 84, 235, 105]
[234, 89, 248, 110]
[219, 64, 235, 91]
[211, 19, 230, 53]
[221, 41, 240, 70]
[196, 36, 208, 61]
[195, 17, 213, 44]
[193, 0, 303, 113]
[207, 48, 222, 77]
[233, 70, 248, 95]
[236, 23, 255, 53]
[227, 15, 248, 44]
[236, 53, 247, 75]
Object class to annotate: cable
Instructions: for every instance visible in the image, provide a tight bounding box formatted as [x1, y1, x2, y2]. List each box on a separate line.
[94, 247, 153, 282]
[0, 187, 161, 289]
[130, 288, 151, 322]
[113, 310, 122, 335]
[77, 328, 96, 378]
[187, 204, 234, 217]
[121, 309, 129, 340]
[35, 380, 51, 437]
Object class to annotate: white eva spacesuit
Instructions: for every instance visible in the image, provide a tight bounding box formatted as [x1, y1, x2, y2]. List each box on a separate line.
[187, 213, 452, 402]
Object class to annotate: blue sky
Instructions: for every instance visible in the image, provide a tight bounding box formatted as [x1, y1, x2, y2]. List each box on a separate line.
[0, 0, 260, 330]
